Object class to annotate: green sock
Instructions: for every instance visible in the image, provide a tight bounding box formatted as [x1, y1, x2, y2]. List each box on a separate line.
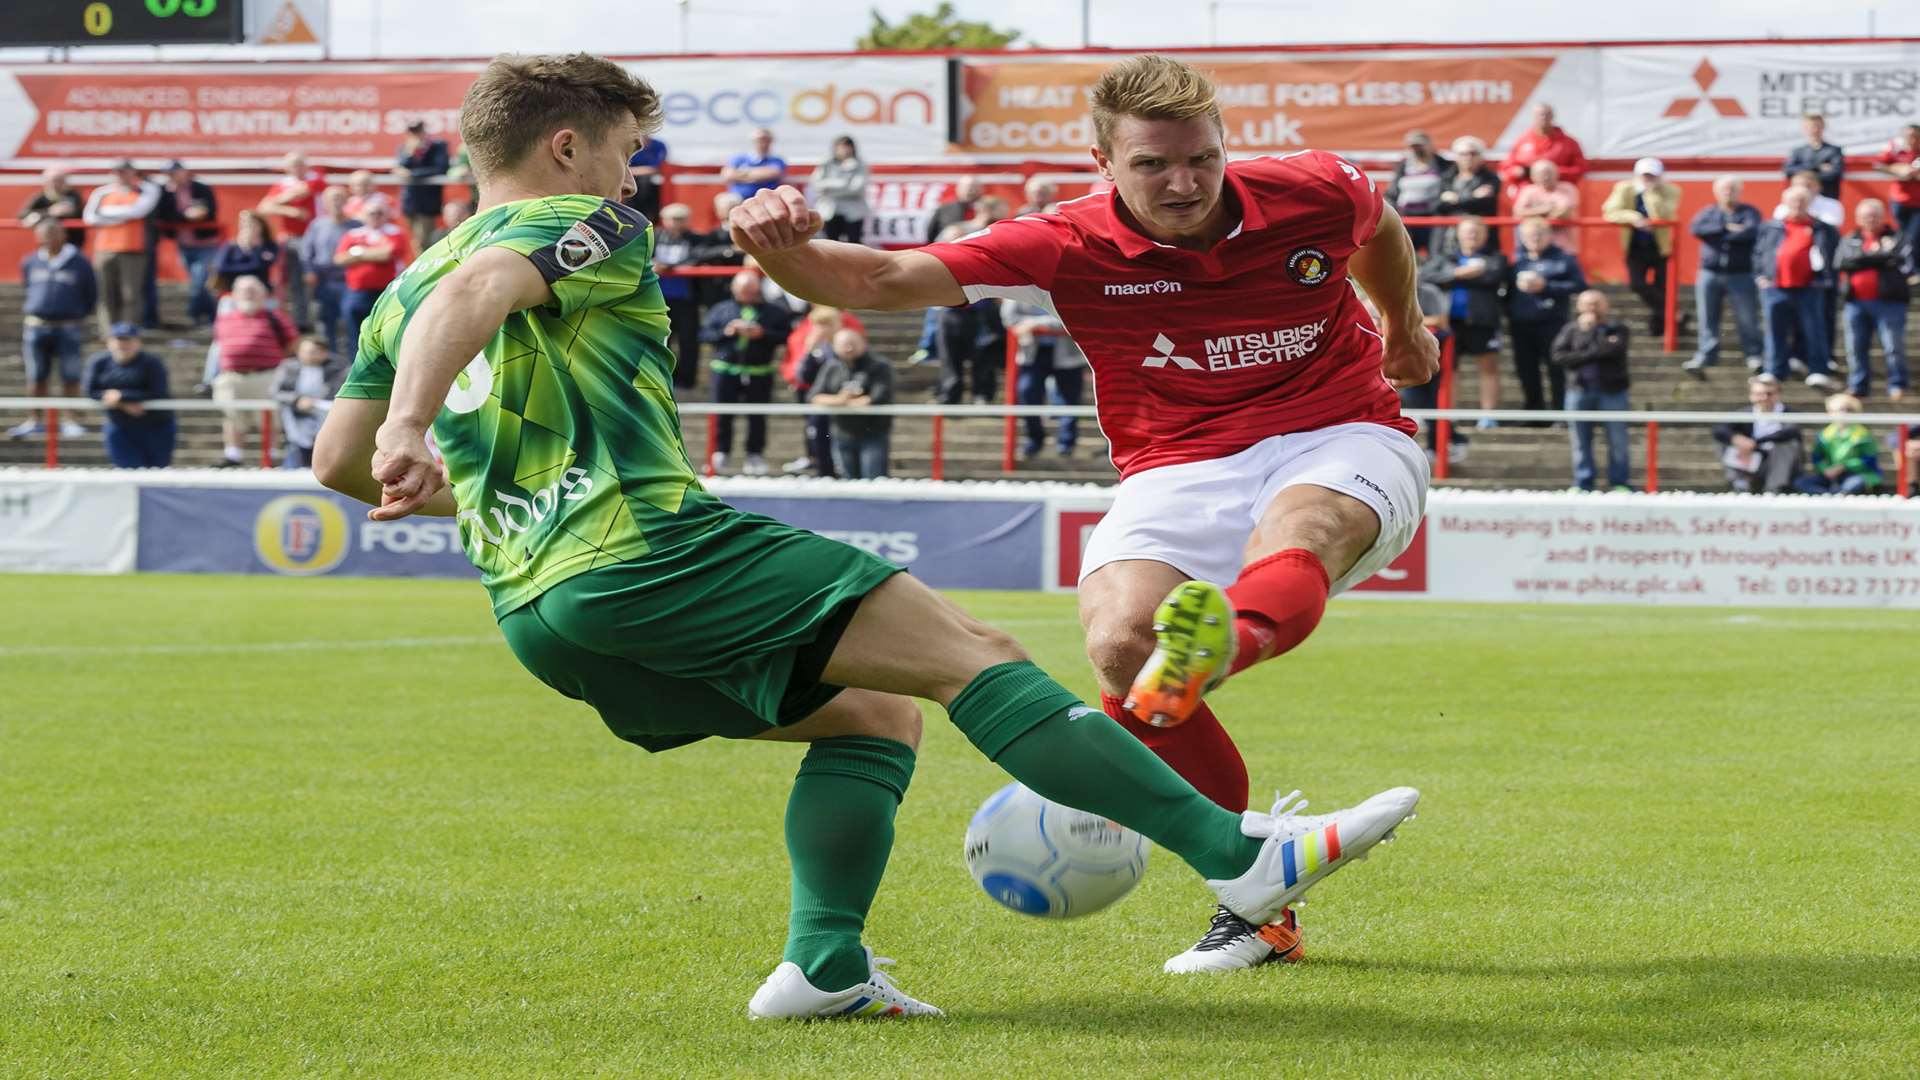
[782, 735, 916, 993]
[946, 662, 1262, 881]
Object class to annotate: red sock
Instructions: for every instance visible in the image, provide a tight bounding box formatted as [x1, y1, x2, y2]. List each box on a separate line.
[1226, 548, 1330, 677]
[1103, 693, 1249, 813]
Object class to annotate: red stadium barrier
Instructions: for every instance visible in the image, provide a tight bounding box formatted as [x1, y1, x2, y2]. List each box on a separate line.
[1434, 335, 1456, 482]
[1003, 333, 1018, 474]
[1645, 420, 1661, 494]
[930, 415, 945, 481]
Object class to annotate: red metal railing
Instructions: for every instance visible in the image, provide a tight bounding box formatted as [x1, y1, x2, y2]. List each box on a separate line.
[1645, 421, 1661, 494]
[1433, 335, 1456, 482]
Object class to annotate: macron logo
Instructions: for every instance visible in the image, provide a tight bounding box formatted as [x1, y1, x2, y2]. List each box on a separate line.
[1105, 280, 1183, 297]
[1141, 332, 1201, 370]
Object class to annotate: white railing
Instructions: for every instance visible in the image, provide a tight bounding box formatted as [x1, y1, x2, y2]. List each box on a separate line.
[3, 396, 1915, 493]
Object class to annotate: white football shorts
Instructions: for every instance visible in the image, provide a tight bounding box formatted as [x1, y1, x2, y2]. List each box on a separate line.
[1079, 421, 1430, 595]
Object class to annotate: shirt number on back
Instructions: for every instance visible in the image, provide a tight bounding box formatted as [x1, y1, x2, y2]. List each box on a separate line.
[444, 353, 493, 414]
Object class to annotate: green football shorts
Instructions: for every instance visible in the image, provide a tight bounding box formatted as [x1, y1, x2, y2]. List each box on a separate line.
[497, 509, 904, 753]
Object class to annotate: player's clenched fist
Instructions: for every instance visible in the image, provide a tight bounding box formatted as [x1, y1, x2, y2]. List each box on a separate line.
[1380, 326, 1441, 390]
[729, 186, 822, 257]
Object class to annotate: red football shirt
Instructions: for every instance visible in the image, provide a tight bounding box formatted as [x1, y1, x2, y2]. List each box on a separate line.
[1874, 139, 1920, 205]
[262, 169, 324, 238]
[336, 224, 412, 292]
[923, 150, 1415, 479]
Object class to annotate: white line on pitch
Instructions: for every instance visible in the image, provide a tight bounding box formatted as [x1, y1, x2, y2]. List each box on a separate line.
[0, 635, 503, 659]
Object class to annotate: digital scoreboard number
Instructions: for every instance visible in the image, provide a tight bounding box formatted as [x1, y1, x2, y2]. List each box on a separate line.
[1, 0, 245, 47]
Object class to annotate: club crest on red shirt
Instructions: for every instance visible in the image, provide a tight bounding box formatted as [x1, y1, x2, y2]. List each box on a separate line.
[1287, 247, 1331, 287]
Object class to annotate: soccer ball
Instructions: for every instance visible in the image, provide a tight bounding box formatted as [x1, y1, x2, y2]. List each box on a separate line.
[963, 782, 1150, 918]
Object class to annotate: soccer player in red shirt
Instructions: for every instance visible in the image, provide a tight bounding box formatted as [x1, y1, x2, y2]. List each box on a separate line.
[731, 54, 1437, 973]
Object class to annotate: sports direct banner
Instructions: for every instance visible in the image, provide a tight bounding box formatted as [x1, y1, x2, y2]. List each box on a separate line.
[0, 56, 949, 165]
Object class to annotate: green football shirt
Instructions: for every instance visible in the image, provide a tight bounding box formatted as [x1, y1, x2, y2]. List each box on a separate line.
[336, 194, 732, 617]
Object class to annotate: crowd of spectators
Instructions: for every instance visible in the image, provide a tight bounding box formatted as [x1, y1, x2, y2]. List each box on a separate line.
[11, 112, 1920, 493]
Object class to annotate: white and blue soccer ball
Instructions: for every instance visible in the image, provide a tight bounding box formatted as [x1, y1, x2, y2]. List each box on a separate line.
[963, 782, 1150, 918]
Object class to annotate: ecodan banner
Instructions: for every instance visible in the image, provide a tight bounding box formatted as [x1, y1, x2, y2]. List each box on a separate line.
[137, 486, 476, 578]
[0, 56, 950, 165]
[0, 477, 136, 574]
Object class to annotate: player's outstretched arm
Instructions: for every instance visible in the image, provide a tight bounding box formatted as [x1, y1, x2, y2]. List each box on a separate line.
[313, 397, 458, 517]
[370, 247, 552, 519]
[1349, 204, 1440, 390]
[731, 185, 965, 311]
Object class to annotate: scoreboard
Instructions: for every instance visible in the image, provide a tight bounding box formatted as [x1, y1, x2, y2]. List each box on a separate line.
[1, 0, 245, 47]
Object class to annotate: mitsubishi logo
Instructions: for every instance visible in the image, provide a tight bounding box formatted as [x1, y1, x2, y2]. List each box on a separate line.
[1664, 59, 1746, 118]
[1141, 332, 1200, 370]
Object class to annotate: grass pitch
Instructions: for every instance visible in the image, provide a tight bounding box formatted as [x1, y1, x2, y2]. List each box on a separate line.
[4, 574, 1917, 1078]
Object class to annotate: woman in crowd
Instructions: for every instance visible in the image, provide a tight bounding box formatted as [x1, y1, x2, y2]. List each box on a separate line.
[811, 135, 870, 245]
[209, 210, 280, 296]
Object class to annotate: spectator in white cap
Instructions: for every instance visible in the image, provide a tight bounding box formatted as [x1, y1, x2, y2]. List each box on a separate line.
[1602, 156, 1684, 335]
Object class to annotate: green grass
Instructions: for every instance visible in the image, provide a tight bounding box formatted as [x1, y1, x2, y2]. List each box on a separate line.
[3, 575, 1917, 1078]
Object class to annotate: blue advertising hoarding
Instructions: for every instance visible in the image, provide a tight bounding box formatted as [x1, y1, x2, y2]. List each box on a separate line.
[135, 486, 1046, 589]
[136, 487, 477, 579]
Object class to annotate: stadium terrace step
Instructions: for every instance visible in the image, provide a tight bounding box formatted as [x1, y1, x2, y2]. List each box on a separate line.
[3, 284, 1914, 491]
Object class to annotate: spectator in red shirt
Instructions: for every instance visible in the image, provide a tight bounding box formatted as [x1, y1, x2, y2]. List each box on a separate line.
[341, 170, 378, 220]
[1500, 103, 1586, 189]
[1511, 159, 1581, 253]
[211, 275, 297, 466]
[255, 151, 324, 330]
[1872, 123, 1920, 276]
[334, 195, 413, 362]
[1834, 198, 1910, 400]
[1755, 186, 1840, 390]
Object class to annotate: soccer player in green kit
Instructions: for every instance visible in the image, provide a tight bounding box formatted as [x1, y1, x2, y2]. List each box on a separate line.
[312, 53, 1418, 1019]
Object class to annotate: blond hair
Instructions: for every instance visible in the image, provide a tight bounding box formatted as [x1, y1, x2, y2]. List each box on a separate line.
[1090, 54, 1223, 153]
[460, 53, 662, 181]
[1825, 393, 1862, 414]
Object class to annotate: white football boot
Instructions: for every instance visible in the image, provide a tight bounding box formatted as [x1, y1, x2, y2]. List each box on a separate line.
[1208, 787, 1420, 926]
[747, 948, 943, 1020]
[1164, 903, 1304, 975]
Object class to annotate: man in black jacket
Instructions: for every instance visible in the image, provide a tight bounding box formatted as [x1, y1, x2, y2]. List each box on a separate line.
[1434, 137, 1502, 253]
[395, 120, 451, 252]
[150, 161, 220, 327]
[924, 176, 982, 244]
[700, 271, 792, 476]
[1684, 176, 1764, 374]
[1783, 114, 1845, 200]
[1712, 374, 1802, 493]
[1834, 198, 1911, 401]
[1551, 290, 1632, 491]
[84, 323, 175, 468]
[1419, 216, 1507, 427]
